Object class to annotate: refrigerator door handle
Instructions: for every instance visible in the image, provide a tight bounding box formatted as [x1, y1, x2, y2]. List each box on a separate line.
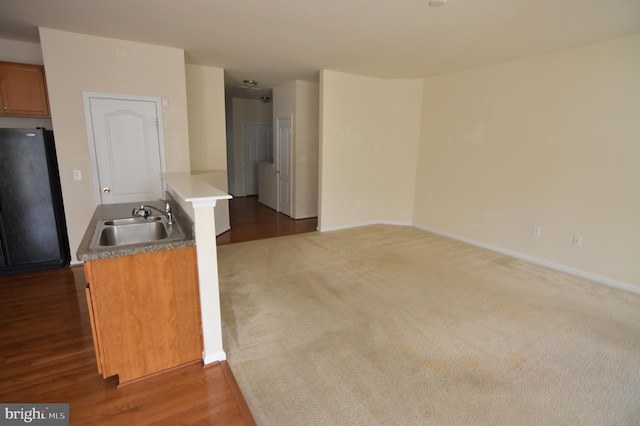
[0, 209, 9, 267]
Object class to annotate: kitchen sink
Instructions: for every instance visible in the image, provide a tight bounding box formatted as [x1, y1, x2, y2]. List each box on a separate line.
[98, 222, 169, 246]
[89, 215, 184, 248]
[103, 216, 163, 226]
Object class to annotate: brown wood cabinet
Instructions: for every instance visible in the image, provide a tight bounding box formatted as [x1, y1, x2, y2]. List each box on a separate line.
[0, 61, 50, 117]
[84, 246, 203, 384]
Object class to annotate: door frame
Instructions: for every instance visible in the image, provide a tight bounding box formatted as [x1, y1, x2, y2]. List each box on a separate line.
[276, 115, 293, 216]
[82, 92, 166, 204]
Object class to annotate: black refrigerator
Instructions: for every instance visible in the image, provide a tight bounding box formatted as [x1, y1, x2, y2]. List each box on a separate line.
[0, 128, 70, 275]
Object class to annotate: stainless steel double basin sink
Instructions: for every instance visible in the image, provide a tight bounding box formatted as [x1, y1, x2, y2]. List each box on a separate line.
[89, 215, 185, 248]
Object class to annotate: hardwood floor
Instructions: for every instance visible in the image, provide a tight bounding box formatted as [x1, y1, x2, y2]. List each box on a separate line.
[0, 266, 256, 425]
[217, 195, 317, 245]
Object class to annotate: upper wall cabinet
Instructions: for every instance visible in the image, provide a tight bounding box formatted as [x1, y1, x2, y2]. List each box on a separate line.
[0, 61, 50, 117]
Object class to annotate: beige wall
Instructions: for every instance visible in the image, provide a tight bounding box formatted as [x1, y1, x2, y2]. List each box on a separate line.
[413, 34, 640, 287]
[185, 64, 227, 173]
[185, 64, 230, 233]
[272, 80, 320, 219]
[273, 81, 297, 114]
[319, 70, 423, 230]
[39, 28, 191, 261]
[294, 81, 319, 219]
[229, 98, 272, 196]
[0, 38, 53, 129]
[0, 38, 44, 64]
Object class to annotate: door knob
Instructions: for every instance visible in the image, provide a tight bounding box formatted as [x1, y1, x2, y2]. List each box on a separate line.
[276, 170, 281, 174]
[102, 187, 111, 194]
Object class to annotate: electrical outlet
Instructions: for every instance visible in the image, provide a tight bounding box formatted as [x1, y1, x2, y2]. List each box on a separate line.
[573, 235, 583, 246]
[532, 226, 542, 238]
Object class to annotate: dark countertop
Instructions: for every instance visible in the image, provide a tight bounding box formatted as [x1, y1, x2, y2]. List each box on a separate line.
[76, 196, 195, 262]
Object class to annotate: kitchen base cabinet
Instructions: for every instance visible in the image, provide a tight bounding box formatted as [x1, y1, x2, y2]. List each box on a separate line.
[84, 246, 202, 384]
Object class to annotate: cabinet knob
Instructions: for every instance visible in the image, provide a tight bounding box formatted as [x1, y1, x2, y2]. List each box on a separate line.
[3, 106, 7, 110]
[102, 187, 111, 194]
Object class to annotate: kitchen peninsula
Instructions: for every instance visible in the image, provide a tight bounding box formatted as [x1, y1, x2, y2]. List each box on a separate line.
[77, 173, 231, 384]
[161, 172, 232, 365]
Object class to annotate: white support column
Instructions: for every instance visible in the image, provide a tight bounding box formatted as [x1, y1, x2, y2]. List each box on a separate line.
[193, 201, 226, 364]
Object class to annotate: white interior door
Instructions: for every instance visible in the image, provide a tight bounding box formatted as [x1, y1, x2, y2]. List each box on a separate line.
[276, 117, 292, 216]
[243, 123, 273, 196]
[84, 94, 165, 204]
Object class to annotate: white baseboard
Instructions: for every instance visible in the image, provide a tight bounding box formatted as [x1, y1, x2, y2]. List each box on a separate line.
[319, 220, 412, 233]
[203, 350, 226, 365]
[317, 220, 639, 295]
[294, 212, 318, 220]
[414, 224, 640, 295]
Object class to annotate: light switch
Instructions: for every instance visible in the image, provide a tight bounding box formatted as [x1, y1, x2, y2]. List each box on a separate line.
[162, 97, 169, 107]
[73, 170, 82, 181]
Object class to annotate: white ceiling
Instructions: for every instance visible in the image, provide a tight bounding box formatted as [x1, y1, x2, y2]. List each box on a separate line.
[0, 0, 638, 97]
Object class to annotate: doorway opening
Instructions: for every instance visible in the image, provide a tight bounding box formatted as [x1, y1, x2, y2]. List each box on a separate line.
[223, 80, 319, 243]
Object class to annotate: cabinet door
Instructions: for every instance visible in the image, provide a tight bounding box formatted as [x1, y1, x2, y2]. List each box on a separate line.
[0, 62, 50, 117]
[84, 262, 110, 377]
[85, 285, 103, 376]
[87, 247, 202, 383]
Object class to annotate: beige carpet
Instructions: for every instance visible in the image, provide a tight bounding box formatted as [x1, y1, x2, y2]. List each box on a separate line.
[218, 225, 640, 425]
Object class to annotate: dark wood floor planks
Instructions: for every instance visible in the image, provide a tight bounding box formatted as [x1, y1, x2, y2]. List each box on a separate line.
[217, 195, 317, 245]
[0, 266, 256, 425]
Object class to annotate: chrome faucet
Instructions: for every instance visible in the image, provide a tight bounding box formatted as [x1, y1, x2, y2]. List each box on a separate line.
[132, 199, 173, 225]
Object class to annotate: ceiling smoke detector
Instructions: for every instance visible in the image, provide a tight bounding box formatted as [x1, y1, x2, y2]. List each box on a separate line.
[429, 0, 446, 6]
